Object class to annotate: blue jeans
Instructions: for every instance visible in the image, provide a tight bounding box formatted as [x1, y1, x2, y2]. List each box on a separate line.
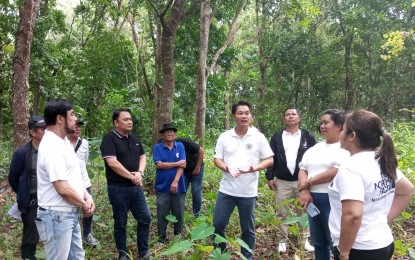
[156, 192, 185, 243]
[212, 191, 256, 260]
[108, 185, 151, 258]
[184, 165, 204, 217]
[309, 192, 332, 260]
[35, 208, 84, 260]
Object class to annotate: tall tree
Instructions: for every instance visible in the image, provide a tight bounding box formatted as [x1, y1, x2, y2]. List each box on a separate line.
[148, 0, 198, 144]
[11, 0, 41, 150]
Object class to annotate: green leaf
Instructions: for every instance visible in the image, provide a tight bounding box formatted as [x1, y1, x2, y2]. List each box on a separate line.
[166, 214, 178, 223]
[299, 213, 309, 228]
[208, 248, 231, 260]
[191, 222, 215, 240]
[408, 248, 415, 260]
[161, 240, 194, 256]
[400, 211, 412, 220]
[214, 234, 228, 244]
[236, 238, 253, 254]
[282, 216, 301, 225]
[196, 244, 214, 252]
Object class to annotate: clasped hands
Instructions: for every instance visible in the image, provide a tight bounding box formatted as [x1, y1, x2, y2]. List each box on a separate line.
[225, 165, 255, 178]
[130, 171, 143, 187]
[83, 197, 95, 217]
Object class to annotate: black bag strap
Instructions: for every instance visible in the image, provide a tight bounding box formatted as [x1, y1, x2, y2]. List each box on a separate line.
[74, 139, 82, 153]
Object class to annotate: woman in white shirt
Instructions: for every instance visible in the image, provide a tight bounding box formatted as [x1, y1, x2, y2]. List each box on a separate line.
[328, 109, 414, 260]
[298, 109, 349, 260]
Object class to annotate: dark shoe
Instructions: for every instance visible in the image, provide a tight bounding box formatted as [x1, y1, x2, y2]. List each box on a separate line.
[140, 252, 152, 260]
[83, 233, 98, 247]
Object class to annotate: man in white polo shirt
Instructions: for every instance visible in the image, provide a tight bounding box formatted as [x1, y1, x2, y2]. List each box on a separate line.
[213, 100, 274, 260]
[36, 99, 95, 259]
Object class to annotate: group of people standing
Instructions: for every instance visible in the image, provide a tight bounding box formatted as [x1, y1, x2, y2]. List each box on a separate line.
[7, 98, 414, 260]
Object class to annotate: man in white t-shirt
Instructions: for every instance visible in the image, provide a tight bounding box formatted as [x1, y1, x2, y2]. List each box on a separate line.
[36, 99, 95, 259]
[213, 101, 274, 260]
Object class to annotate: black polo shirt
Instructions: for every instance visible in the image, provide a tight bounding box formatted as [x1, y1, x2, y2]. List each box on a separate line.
[175, 137, 203, 176]
[100, 130, 145, 185]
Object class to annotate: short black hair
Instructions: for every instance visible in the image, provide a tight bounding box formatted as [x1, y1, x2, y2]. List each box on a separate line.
[283, 108, 300, 117]
[112, 108, 132, 124]
[44, 99, 74, 126]
[323, 109, 345, 126]
[231, 101, 251, 115]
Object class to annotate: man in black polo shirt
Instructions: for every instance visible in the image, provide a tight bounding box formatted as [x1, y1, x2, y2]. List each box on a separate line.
[100, 108, 152, 260]
[175, 137, 204, 217]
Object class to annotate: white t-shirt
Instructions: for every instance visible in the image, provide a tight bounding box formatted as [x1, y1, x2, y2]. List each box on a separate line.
[299, 142, 349, 193]
[70, 137, 91, 188]
[328, 151, 404, 249]
[37, 130, 84, 208]
[282, 130, 301, 174]
[214, 127, 274, 197]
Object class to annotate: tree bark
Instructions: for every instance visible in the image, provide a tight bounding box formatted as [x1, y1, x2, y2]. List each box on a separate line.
[149, 0, 187, 145]
[12, 0, 41, 150]
[194, 0, 212, 146]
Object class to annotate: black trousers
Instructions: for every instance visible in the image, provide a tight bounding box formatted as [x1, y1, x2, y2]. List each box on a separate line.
[21, 202, 40, 260]
[333, 242, 394, 260]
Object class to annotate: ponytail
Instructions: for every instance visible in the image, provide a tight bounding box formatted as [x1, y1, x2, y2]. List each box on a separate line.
[376, 131, 397, 180]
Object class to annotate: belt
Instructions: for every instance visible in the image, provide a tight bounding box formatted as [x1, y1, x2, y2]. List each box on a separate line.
[39, 206, 79, 212]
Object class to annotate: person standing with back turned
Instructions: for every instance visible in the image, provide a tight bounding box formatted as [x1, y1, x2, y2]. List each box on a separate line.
[36, 99, 95, 259]
[265, 108, 316, 253]
[213, 100, 274, 260]
[100, 108, 152, 260]
[329, 110, 414, 260]
[8, 115, 46, 260]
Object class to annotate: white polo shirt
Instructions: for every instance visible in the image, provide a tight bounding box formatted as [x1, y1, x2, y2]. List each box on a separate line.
[214, 127, 274, 197]
[37, 130, 84, 208]
[282, 129, 301, 174]
[299, 141, 349, 193]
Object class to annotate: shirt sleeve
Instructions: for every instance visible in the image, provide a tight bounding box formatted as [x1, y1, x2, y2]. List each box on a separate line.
[299, 148, 312, 169]
[337, 168, 365, 202]
[258, 133, 274, 159]
[153, 144, 161, 164]
[100, 133, 116, 158]
[213, 134, 225, 159]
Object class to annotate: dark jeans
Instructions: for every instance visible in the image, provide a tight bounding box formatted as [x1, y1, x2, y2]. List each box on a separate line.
[108, 185, 151, 258]
[184, 165, 204, 217]
[82, 187, 93, 235]
[21, 198, 39, 260]
[333, 242, 394, 260]
[309, 192, 332, 260]
[212, 191, 256, 260]
[156, 192, 185, 243]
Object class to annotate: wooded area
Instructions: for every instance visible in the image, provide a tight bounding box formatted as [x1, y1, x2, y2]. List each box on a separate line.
[1, 0, 415, 148]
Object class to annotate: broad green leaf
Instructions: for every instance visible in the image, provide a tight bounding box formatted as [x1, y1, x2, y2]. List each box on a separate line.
[214, 234, 228, 244]
[191, 222, 215, 240]
[161, 240, 194, 256]
[166, 214, 178, 223]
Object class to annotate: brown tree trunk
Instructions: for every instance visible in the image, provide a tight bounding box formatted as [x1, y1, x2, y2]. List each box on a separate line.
[224, 71, 231, 130]
[12, 0, 41, 150]
[344, 34, 354, 111]
[194, 0, 212, 146]
[255, 0, 267, 132]
[150, 0, 186, 145]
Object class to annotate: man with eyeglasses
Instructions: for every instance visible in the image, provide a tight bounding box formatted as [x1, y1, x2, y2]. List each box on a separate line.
[100, 108, 151, 260]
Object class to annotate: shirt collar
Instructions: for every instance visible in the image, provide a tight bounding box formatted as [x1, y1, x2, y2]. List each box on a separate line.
[283, 129, 301, 136]
[113, 130, 130, 138]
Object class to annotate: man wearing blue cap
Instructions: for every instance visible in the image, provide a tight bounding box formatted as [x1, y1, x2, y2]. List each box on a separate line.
[9, 115, 46, 260]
